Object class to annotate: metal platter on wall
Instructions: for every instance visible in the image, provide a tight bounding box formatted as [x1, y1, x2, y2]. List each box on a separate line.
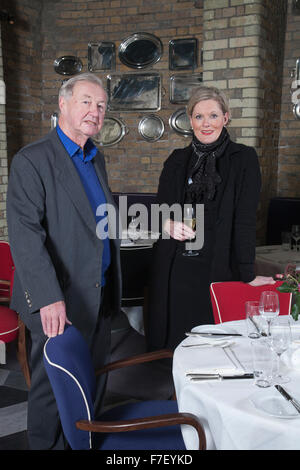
[170, 73, 203, 104]
[88, 42, 116, 71]
[92, 117, 127, 147]
[107, 73, 161, 112]
[138, 115, 164, 142]
[169, 108, 192, 137]
[119, 32, 163, 69]
[169, 38, 198, 70]
[54, 56, 83, 75]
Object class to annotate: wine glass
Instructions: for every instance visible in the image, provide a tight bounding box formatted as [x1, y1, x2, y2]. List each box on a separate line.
[182, 206, 198, 257]
[259, 291, 279, 337]
[291, 225, 300, 251]
[127, 216, 140, 243]
[269, 317, 292, 384]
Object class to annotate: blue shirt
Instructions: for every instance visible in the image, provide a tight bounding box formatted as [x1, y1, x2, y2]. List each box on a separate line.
[56, 125, 111, 286]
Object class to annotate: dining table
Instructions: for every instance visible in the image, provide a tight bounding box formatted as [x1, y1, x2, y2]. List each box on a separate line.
[255, 245, 300, 277]
[172, 319, 300, 450]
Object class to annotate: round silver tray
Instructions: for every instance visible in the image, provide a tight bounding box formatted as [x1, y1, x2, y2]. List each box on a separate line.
[169, 108, 193, 136]
[92, 117, 127, 147]
[138, 115, 164, 141]
[293, 103, 300, 120]
[54, 56, 83, 76]
[119, 32, 163, 69]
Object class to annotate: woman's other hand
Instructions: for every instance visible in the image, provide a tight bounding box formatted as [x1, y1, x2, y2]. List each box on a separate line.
[248, 275, 276, 286]
[163, 219, 195, 241]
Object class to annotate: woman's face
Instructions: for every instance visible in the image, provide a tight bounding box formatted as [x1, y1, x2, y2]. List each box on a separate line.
[190, 99, 229, 144]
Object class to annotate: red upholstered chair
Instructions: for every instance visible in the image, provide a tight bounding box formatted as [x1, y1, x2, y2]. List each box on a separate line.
[0, 245, 19, 363]
[0, 241, 15, 304]
[209, 281, 292, 324]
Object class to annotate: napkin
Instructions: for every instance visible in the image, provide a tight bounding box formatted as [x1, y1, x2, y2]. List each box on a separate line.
[291, 348, 300, 370]
[185, 345, 244, 376]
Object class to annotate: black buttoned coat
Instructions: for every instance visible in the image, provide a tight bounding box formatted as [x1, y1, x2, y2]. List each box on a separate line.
[146, 140, 261, 350]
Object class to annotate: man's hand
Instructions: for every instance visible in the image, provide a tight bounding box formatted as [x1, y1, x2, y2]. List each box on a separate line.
[40, 300, 72, 337]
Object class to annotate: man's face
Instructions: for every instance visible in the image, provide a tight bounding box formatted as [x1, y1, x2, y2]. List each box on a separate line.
[59, 81, 107, 145]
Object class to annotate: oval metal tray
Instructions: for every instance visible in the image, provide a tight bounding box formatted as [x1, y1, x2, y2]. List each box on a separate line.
[169, 108, 192, 136]
[54, 56, 83, 76]
[138, 115, 164, 141]
[119, 32, 163, 69]
[92, 117, 127, 147]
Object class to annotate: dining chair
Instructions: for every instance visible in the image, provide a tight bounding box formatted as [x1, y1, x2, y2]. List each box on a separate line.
[0, 241, 30, 383]
[210, 281, 292, 324]
[43, 325, 206, 450]
[0, 241, 15, 304]
[0, 241, 19, 363]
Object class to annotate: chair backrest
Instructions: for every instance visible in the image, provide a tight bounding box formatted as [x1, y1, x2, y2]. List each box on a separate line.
[266, 197, 300, 245]
[120, 245, 153, 306]
[0, 241, 14, 281]
[210, 281, 292, 324]
[43, 326, 96, 450]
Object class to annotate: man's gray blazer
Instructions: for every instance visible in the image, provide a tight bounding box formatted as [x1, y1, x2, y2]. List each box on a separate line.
[7, 129, 121, 339]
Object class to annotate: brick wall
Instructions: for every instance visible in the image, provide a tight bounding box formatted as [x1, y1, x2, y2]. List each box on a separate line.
[1, 0, 299, 243]
[278, 0, 300, 197]
[1, 0, 43, 164]
[39, 0, 203, 193]
[202, 0, 287, 242]
[0, 23, 8, 240]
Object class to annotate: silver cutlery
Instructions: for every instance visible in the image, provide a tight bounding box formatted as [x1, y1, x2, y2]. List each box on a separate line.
[227, 345, 246, 372]
[249, 316, 267, 337]
[187, 373, 254, 381]
[185, 331, 242, 337]
[181, 341, 231, 348]
[275, 385, 300, 413]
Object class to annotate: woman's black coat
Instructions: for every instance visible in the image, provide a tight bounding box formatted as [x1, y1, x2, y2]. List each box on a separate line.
[146, 140, 261, 350]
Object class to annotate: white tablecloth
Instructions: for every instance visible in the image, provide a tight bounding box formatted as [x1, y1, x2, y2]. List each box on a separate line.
[173, 320, 300, 450]
[255, 245, 300, 277]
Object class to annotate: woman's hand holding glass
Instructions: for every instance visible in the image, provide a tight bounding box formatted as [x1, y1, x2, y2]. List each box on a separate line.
[163, 218, 195, 241]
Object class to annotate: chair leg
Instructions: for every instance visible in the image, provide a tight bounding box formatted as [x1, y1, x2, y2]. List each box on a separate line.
[17, 316, 31, 388]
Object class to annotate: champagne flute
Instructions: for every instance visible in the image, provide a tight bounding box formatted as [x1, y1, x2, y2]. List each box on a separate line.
[291, 225, 300, 251]
[269, 317, 292, 384]
[259, 291, 279, 337]
[182, 206, 198, 257]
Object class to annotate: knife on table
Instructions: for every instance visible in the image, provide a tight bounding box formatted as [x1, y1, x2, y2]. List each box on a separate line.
[187, 373, 254, 381]
[185, 332, 243, 337]
[275, 385, 300, 413]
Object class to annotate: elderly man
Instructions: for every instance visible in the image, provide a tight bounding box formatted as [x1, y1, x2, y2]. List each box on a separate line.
[7, 73, 121, 449]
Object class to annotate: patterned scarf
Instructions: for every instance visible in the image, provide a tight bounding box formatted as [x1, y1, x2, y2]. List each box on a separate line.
[185, 127, 230, 204]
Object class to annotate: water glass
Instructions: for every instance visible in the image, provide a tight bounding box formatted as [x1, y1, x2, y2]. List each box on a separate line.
[246, 301, 261, 338]
[281, 231, 291, 251]
[269, 316, 292, 384]
[259, 291, 280, 336]
[251, 338, 274, 388]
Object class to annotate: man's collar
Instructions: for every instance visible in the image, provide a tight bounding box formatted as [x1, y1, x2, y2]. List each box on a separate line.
[56, 125, 98, 161]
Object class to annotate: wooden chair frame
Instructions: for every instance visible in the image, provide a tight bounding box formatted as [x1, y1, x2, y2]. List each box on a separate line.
[75, 348, 206, 450]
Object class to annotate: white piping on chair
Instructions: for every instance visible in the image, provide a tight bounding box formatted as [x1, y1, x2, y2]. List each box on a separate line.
[0, 326, 19, 336]
[43, 339, 92, 450]
[210, 282, 223, 324]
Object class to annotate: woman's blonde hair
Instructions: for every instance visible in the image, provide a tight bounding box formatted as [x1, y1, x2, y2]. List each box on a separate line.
[187, 86, 231, 121]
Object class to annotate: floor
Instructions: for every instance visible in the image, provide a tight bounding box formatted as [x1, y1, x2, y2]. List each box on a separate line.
[0, 310, 174, 450]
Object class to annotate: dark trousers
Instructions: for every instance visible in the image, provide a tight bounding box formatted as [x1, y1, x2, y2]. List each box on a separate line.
[24, 307, 111, 450]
